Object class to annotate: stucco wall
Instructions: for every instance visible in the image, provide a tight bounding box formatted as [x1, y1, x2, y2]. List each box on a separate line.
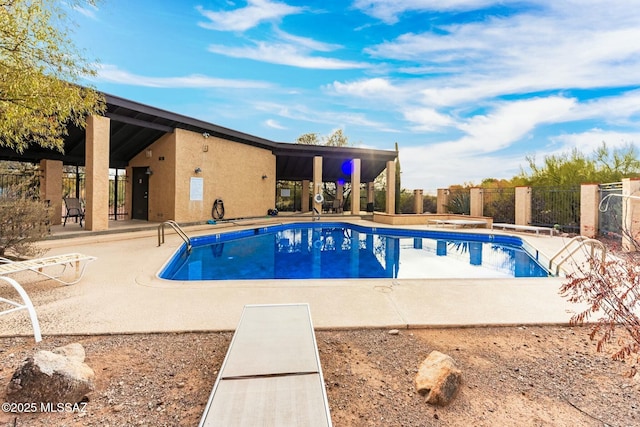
[127, 129, 275, 222]
[200, 130, 276, 220]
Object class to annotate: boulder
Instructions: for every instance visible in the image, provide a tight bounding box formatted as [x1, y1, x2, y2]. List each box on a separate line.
[415, 351, 462, 406]
[6, 343, 95, 405]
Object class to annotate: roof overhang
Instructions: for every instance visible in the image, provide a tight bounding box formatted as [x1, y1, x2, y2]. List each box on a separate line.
[0, 92, 397, 182]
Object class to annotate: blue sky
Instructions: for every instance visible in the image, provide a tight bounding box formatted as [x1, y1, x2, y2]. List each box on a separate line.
[70, 0, 640, 192]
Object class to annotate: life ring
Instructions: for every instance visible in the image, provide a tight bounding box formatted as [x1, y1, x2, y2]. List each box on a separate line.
[314, 193, 324, 204]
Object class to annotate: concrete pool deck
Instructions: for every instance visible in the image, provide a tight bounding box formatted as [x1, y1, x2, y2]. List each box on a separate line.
[0, 219, 590, 338]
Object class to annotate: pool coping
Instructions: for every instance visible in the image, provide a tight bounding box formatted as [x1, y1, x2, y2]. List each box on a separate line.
[0, 219, 589, 338]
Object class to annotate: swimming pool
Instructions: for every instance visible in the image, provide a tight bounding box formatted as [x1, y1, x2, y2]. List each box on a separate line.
[159, 222, 550, 281]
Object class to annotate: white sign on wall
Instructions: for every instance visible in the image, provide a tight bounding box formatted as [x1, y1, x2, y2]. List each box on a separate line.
[281, 188, 291, 197]
[190, 177, 204, 201]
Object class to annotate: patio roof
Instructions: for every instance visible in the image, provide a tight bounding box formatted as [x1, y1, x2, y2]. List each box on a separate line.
[0, 93, 397, 182]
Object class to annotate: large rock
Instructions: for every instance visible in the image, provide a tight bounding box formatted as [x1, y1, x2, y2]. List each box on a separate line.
[415, 351, 462, 406]
[6, 343, 94, 405]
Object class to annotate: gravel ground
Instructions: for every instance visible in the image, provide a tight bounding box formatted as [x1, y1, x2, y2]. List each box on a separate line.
[0, 326, 638, 426]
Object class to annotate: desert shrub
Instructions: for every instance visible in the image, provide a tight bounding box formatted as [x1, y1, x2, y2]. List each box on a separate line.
[560, 246, 640, 371]
[0, 196, 50, 258]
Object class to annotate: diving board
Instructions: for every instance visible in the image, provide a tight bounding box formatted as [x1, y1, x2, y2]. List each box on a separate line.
[199, 303, 332, 427]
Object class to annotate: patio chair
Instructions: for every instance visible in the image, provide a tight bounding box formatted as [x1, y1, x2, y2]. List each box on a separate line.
[332, 199, 343, 214]
[63, 197, 84, 227]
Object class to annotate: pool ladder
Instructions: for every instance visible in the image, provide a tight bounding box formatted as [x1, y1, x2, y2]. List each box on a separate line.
[548, 236, 606, 276]
[158, 220, 192, 253]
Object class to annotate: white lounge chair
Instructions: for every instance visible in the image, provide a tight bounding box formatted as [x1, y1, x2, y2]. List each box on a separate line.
[0, 276, 42, 342]
[0, 253, 96, 285]
[428, 219, 488, 228]
[492, 223, 555, 236]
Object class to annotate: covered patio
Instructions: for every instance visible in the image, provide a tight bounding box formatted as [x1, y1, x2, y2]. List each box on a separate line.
[0, 93, 398, 231]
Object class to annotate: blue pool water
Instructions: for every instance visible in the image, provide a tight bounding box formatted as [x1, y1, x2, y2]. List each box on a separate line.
[159, 222, 550, 281]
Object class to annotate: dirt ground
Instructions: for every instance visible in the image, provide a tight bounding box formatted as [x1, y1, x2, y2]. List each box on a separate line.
[0, 326, 638, 427]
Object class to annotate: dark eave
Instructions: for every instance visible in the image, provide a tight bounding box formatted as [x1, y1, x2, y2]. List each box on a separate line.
[0, 91, 397, 181]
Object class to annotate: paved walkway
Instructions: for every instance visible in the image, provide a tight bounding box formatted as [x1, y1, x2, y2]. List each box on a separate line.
[0, 219, 589, 338]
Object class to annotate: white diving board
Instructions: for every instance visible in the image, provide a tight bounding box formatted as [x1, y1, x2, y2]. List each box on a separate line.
[199, 303, 332, 427]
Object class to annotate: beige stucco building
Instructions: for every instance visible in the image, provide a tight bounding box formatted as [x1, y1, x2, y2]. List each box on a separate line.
[1, 93, 397, 231]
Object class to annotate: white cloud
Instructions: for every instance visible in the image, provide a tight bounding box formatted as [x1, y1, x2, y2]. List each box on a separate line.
[550, 130, 640, 155]
[265, 119, 287, 129]
[450, 97, 576, 154]
[253, 101, 396, 131]
[400, 144, 524, 191]
[196, 0, 303, 31]
[403, 108, 454, 131]
[328, 78, 402, 98]
[94, 64, 272, 89]
[352, 0, 497, 24]
[207, 42, 369, 69]
[73, 3, 99, 20]
[361, 3, 640, 105]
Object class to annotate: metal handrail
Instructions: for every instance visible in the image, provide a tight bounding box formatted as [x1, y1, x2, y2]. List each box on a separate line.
[548, 236, 606, 275]
[158, 220, 192, 252]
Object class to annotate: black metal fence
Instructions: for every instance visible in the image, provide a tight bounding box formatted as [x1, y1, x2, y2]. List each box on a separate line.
[446, 188, 470, 215]
[598, 182, 622, 238]
[531, 186, 580, 232]
[2, 168, 128, 221]
[482, 187, 515, 223]
[0, 173, 40, 199]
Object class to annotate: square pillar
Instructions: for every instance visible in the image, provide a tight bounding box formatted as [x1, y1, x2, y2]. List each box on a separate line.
[39, 159, 63, 225]
[301, 179, 310, 213]
[351, 158, 361, 214]
[436, 189, 449, 214]
[337, 182, 344, 204]
[85, 115, 110, 231]
[470, 187, 483, 217]
[413, 189, 423, 214]
[515, 186, 531, 226]
[384, 160, 394, 214]
[312, 156, 323, 213]
[622, 178, 640, 252]
[580, 184, 600, 238]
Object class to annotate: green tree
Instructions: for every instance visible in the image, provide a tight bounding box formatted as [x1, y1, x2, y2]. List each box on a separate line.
[324, 129, 349, 147]
[295, 132, 320, 145]
[518, 143, 640, 186]
[0, 0, 105, 154]
[295, 129, 351, 147]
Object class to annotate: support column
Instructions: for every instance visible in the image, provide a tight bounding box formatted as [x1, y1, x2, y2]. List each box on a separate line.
[385, 160, 394, 214]
[351, 158, 361, 214]
[515, 186, 531, 226]
[312, 156, 323, 214]
[622, 178, 640, 252]
[39, 159, 63, 225]
[470, 187, 483, 217]
[436, 189, 449, 214]
[367, 182, 375, 212]
[85, 115, 110, 231]
[413, 189, 423, 214]
[336, 182, 344, 204]
[301, 180, 310, 213]
[580, 184, 600, 238]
